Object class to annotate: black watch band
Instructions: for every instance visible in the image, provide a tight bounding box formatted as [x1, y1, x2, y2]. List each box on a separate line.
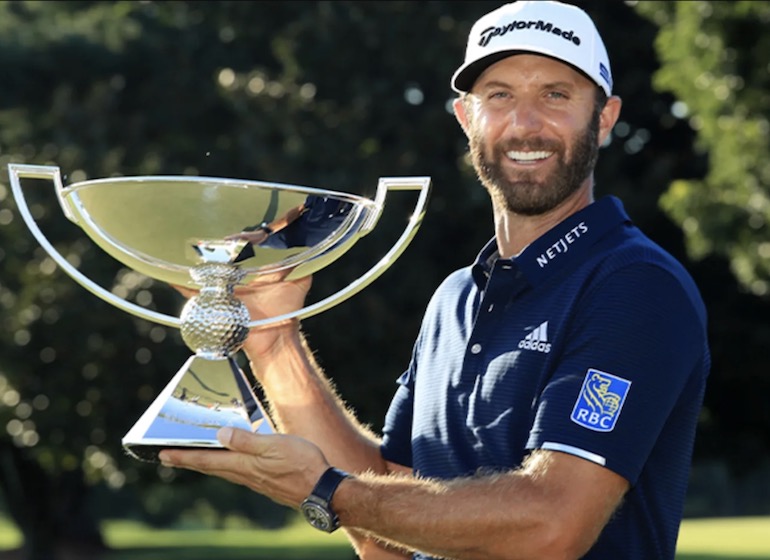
[300, 467, 349, 533]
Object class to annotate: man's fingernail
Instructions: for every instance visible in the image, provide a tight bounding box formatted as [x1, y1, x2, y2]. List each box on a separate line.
[217, 427, 234, 445]
[158, 451, 171, 465]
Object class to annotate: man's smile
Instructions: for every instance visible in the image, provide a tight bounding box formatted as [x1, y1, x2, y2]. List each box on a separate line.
[505, 149, 555, 166]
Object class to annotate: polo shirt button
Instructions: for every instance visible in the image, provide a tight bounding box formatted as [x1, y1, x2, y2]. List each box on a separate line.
[470, 343, 482, 354]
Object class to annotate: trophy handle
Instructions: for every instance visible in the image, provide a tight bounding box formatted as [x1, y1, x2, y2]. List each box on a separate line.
[247, 176, 431, 328]
[7, 164, 182, 328]
[7, 164, 430, 330]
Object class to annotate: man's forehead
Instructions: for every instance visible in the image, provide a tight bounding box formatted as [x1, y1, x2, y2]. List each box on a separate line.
[475, 53, 594, 91]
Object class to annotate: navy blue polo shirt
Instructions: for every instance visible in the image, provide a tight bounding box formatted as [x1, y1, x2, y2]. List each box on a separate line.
[381, 196, 710, 559]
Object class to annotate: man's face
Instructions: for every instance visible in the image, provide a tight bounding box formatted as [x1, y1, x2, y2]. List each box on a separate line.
[461, 54, 607, 216]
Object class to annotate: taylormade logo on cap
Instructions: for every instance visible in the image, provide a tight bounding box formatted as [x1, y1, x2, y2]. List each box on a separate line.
[452, 1, 612, 96]
[478, 20, 581, 48]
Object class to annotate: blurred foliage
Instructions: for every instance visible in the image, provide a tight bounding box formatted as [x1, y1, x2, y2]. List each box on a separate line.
[0, 1, 768, 552]
[633, 1, 770, 296]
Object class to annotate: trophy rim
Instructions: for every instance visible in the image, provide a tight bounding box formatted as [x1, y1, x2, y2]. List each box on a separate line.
[63, 174, 375, 204]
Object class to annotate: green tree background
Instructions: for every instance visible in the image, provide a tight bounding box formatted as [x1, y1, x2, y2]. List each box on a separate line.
[0, 1, 768, 557]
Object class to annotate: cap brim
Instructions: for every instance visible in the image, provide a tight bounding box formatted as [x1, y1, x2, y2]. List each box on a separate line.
[452, 51, 519, 93]
[451, 49, 606, 95]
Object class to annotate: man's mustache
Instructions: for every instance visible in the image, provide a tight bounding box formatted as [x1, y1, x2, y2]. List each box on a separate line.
[497, 138, 563, 153]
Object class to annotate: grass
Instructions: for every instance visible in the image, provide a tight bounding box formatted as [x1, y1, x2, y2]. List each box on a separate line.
[0, 516, 352, 560]
[673, 517, 770, 560]
[0, 515, 768, 559]
[102, 517, 352, 560]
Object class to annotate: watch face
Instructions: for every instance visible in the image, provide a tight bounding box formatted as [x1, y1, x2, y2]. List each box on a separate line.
[301, 501, 335, 532]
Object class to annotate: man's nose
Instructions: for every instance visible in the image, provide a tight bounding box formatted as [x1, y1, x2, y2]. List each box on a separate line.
[507, 101, 544, 135]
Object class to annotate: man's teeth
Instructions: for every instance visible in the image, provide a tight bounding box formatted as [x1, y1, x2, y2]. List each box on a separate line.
[506, 150, 552, 162]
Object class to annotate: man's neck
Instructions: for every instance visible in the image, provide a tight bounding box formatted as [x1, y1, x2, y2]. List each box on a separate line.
[493, 186, 594, 259]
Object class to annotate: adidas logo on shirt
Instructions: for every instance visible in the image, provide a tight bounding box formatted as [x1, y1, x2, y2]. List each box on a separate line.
[518, 321, 552, 353]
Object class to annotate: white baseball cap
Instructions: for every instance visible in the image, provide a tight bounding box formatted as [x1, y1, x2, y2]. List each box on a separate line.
[451, 1, 613, 96]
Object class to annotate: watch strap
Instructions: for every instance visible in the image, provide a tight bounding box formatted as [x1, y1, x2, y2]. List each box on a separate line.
[310, 466, 349, 505]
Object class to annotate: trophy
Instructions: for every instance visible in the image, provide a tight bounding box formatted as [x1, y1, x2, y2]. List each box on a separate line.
[7, 164, 430, 462]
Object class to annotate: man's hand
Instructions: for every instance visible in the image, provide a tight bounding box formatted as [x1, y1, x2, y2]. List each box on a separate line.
[159, 427, 329, 508]
[224, 230, 270, 245]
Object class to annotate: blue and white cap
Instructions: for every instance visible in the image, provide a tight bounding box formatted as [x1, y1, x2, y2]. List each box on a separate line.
[452, 1, 613, 96]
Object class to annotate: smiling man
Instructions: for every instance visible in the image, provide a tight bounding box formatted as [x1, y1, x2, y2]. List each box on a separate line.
[160, 2, 711, 559]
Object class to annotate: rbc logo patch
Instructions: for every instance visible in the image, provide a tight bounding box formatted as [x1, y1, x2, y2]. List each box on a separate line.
[571, 369, 631, 432]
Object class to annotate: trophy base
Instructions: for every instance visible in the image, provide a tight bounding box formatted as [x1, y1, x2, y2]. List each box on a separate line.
[123, 444, 225, 463]
[122, 354, 273, 463]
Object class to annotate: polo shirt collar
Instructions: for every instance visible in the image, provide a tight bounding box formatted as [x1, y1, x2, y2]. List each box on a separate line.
[471, 196, 631, 288]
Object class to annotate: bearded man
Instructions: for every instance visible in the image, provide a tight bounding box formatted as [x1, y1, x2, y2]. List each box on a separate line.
[161, 2, 710, 558]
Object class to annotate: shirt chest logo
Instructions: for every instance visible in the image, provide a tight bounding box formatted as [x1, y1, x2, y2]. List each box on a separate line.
[518, 321, 551, 353]
[571, 369, 631, 432]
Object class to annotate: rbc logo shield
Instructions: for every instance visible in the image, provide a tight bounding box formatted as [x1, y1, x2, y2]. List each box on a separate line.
[571, 369, 631, 432]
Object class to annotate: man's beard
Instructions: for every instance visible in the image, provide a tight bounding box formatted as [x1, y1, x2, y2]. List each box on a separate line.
[469, 108, 601, 216]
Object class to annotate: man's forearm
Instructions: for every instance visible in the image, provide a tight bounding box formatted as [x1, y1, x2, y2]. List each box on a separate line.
[334, 472, 541, 560]
[345, 528, 413, 560]
[330, 452, 625, 560]
[244, 328, 388, 474]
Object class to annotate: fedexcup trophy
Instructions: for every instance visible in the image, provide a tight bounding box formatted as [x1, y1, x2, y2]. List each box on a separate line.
[7, 164, 430, 462]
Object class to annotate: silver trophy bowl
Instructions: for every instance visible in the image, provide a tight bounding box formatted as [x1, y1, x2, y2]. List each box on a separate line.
[7, 164, 430, 462]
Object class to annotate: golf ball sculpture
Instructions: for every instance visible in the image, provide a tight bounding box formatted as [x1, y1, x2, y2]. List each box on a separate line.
[180, 263, 251, 360]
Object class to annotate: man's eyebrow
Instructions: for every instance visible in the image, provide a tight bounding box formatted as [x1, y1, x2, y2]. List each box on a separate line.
[475, 79, 578, 93]
[474, 80, 512, 92]
[542, 81, 577, 90]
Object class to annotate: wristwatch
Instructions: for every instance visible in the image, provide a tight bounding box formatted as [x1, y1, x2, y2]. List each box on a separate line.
[300, 466, 350, 533]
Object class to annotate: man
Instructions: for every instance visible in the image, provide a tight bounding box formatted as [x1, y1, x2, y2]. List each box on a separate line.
[160, 2, 710, 558]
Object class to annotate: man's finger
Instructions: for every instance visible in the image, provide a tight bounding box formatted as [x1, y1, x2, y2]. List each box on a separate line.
[217, 426, 277, 455]
[158, 447, 233, 471]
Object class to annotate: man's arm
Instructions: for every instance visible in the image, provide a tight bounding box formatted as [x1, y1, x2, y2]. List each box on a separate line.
[177, 275, 389, 474]
[224, 278, 413, 558]
[337, 450, 628, 559]
[243, 325, 390, 473]
[160, 430, 628, 560]
[247, 325, 415, 558]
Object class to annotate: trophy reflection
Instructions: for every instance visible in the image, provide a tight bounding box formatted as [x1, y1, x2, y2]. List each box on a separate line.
[6, 164, 430, 462]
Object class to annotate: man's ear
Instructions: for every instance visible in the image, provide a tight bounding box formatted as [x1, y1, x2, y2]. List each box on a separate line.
[598, 95, 622, 146]
[453, 97, 471, 137]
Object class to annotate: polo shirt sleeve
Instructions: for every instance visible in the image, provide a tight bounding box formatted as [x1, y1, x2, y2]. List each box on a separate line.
[526, 262, 707, 485]
[380, 366, 415, 468]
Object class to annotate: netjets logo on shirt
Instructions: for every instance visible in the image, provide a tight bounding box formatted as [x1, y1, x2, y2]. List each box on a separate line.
[518, 321, 552, 354]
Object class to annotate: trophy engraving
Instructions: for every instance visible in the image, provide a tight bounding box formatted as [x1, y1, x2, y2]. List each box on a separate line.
[6, 164, 430, 462]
